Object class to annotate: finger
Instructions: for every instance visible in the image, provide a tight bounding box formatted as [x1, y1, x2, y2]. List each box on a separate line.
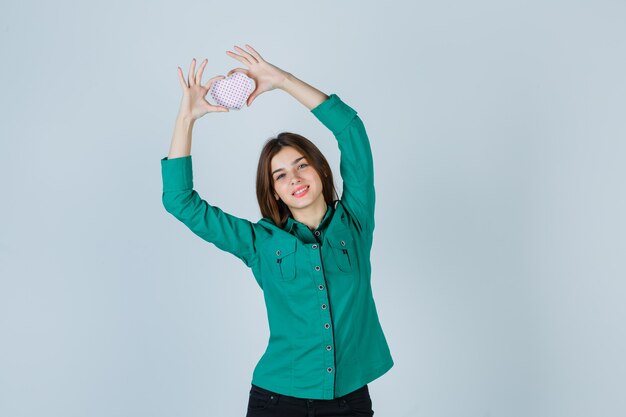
[177, 67, 188, 89]
[244, 44, 264, 62]
[247, 90, 260, 107]
[226, 49, 252, 66]
[188, 58, 197, 86]
[208, 103, 230, 112]
[227, 68, 248, 77]
[204, 75, 225, 90]
[234, 45, 258, 64]
[195, 58, 208, 85]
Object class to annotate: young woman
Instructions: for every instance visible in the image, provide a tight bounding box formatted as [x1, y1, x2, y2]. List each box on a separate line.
[161, 44, 393, 417]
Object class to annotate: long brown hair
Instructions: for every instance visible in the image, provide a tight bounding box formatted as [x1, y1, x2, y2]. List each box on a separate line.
[256, 132, 337, 227]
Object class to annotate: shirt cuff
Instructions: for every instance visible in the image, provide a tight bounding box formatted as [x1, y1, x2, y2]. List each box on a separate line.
[161, 155, 193, 192]
[310, 93, 358, 135]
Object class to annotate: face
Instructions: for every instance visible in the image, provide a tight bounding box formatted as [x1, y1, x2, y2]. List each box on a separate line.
[270, 146, 325, 214]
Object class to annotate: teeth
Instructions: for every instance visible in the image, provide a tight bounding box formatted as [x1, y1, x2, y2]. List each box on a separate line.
[293, 186, 308, 196]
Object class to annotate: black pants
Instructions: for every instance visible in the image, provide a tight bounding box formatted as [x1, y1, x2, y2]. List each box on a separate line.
[246, 383, 374, 417]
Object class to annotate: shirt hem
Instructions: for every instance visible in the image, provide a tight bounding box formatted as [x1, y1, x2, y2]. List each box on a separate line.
[250, 357, 394, 400]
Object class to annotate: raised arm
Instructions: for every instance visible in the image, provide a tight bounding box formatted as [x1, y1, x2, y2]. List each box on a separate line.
[225, 44, 328, 110]
[311, 95, 375, 233]
[168, 58, 229, 158]
[162, 58, 260, 268]
[226, 45, 374, 232]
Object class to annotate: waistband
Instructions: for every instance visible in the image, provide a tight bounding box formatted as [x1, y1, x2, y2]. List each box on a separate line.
[250, 383, 369, 403]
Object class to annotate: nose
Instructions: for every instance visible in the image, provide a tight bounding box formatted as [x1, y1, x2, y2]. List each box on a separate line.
[290, 173, 301, 185]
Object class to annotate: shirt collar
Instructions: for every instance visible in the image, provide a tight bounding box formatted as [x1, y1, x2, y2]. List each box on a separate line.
[284, 202, 335, 234]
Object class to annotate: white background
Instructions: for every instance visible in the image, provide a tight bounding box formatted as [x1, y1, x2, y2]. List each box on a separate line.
[1, 1, 625, 416]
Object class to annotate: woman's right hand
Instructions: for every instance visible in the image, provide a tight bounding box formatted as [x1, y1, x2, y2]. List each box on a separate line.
[176, 58, 229, 121]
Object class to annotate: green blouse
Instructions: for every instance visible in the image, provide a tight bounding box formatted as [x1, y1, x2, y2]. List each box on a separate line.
[161, 93, 393, 400]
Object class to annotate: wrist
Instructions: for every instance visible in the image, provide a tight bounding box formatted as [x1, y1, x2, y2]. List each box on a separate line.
[278, 71, 294, 90]
[176, 113, 196, 126]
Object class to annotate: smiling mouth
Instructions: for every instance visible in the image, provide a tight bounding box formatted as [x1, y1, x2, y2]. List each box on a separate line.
[292, 186, 309, 197]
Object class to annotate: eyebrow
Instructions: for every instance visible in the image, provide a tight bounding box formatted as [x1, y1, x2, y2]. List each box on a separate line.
[272, 156, 306, 176]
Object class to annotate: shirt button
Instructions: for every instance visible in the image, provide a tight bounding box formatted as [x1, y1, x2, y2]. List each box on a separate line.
[326, 345, 332, 351]
[315, 265, 321, 271]
[321, 304, 327, 310]
[314, 231, 321, 236]
[318, 284, 324, 290]
[327, 367, 333, 373]
[324, 323, 330, 329]
[276, 250, 281, 256]
[312, 244, 318, 249]
[340, 240, 345, 246]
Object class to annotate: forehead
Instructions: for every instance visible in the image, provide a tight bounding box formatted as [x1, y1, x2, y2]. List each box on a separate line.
[270, 146, 305, 170]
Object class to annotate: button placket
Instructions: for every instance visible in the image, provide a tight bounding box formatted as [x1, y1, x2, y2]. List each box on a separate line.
[308, 236, 335, 394]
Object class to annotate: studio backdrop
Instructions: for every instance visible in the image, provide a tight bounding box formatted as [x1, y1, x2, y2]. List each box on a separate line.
[1, 1, 625, 417]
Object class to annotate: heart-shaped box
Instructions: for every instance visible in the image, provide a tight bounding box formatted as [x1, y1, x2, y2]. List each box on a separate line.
[209, 72, 255, 110]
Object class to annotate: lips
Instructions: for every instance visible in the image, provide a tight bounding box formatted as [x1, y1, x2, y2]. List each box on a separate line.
[292, 185, 309, 198]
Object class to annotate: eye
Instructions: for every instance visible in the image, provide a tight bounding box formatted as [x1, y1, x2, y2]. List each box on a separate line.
[275, 173, 285, 181]
[298, 163, 308, 169]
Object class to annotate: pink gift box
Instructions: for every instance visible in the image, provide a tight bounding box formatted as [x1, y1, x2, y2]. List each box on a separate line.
[209, 72, 255, 110]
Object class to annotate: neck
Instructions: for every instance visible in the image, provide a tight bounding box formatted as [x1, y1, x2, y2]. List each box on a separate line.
[291, 199, 328, 230]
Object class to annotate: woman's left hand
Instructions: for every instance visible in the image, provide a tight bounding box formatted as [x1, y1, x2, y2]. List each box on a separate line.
[225, 44, 290, 107]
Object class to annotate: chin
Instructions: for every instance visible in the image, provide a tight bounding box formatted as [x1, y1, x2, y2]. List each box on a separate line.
[289, 201, 311, 210]
[295, 196, 323, 210]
